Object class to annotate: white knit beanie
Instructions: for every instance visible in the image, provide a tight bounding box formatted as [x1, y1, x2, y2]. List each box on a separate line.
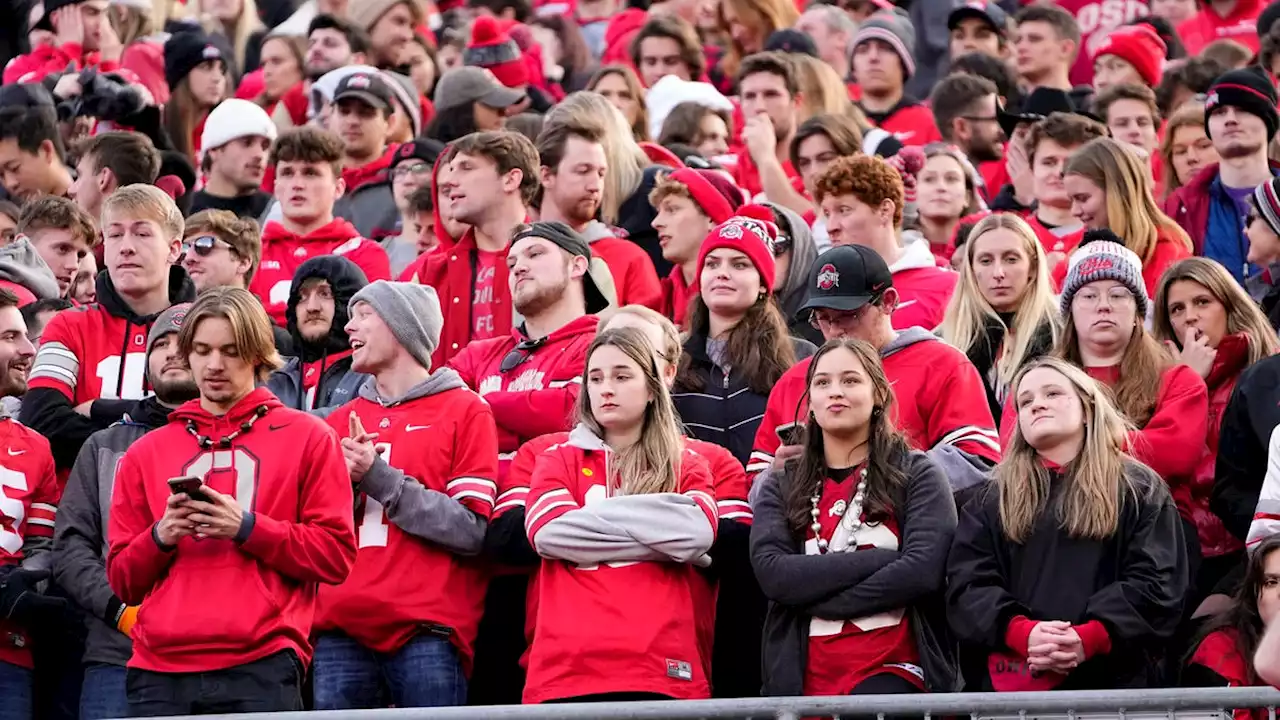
[200, 99, 277, 157]
[1059, 240, 1149, 318]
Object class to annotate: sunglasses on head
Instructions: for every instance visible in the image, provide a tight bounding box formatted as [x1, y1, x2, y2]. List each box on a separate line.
[182, 235, 225, 257]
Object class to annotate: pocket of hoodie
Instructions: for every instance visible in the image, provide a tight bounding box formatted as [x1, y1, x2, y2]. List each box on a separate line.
[137, 552, 282, 653]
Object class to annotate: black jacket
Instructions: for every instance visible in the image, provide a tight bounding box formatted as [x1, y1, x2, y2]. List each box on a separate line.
[751, 449, 959, 696]
[52, 397, 171, 667]
[946, 461, 1188, 691]
[964, 314, 1055, 426]
[617, 166, 668, 277]
[20, 266, 197, 470]
[672, 334, 815, 466]
[1212, 355, 1280, 541]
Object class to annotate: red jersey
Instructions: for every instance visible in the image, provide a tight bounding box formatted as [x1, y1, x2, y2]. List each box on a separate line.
[413, 228, 514, 367]
[449, 316, 598, 455]
[660, 267, 698, 329]
[862, 101, 943, 147]
[0, 418, 58, 669]
[106, 388, 356, 673]
[890, 240, 958, 330]
[731, 147, 800, 199]
[1058, 0, 1150, 86]
[251, 218, 391, 326]
[3, 43, 120, 84]
[1179, 0, 1263, 57]
[523, 434, 718, 702]
[804, 467, 920, 696]
[31, 300, 163, 402]
[1027, 214, 1084, 259]
[747, 330, 1000, 482]
[317, 384, 498, 668]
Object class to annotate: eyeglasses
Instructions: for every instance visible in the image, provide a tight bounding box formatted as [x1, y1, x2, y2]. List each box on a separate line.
[808, 303, 876, 329]
[1073, 287, 1135, 309]
[499, 336, 548, 373]
[181, 235, 230, 258]
[391, 161, 431, 181]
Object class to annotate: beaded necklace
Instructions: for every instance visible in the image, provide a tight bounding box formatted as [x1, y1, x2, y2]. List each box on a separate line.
[185, 405, 269, 450]
[810, 467, 868, 554]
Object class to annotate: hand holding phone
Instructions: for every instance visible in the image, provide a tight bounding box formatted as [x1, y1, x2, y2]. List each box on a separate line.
[775, 423, 802, 447]
[167, 475, 209, 504]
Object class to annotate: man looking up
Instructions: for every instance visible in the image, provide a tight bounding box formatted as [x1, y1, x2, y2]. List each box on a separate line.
[733, 52, 806, 209]
[0, 97, 74, 202]
[251, 127, 390, 327]
[180, 210, 262, 294]
[189, 100, 277, 221]
[69, 132, 162, 222]
[412, 131, 538, 367]
[851, 11, 942, 146]
[648, 168, 742, 327]
[52, 303, 200, 720]
[105, 287, 356, 716]
[14, 196, 96, 298]
[329, 71, 400, 241]
[22, 185, 197, 470]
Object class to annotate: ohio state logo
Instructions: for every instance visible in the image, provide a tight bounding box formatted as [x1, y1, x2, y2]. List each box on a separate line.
[348, 74, 372, 88]
[1077, 256, 1115, 275]
[202, 45, 221, 60]
[816, 263, 839, 290]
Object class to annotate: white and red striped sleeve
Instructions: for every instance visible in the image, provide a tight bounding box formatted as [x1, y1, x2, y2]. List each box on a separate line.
[679, 450, 719, 538]
[525, 448, 581, 542]
[445, 400, 500, 518]
[927, 354, 1002, 464]
[24, 447, 58, 541]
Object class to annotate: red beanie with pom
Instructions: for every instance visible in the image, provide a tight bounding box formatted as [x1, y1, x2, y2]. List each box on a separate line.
[697, 207, 779, 295]
[465, 16, 530, 89]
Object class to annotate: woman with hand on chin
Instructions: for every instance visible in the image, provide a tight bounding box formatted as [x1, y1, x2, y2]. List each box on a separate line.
[949, 357, 1188, 691]
[751, 338, 958, 697]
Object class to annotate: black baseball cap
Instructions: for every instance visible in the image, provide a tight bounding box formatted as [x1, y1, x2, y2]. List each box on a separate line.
[391, 138, 444, 170]
[947, 1, 1008, 34]
[797, 245, 893, 316]
[333, 71, 395, 112]
[996, 87, 1076, 139]
[511, 221, 611, 314]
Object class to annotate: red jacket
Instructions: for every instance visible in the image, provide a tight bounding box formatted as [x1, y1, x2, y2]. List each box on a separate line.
[581, 222, 662, 310]
[660, 267, 698, 329]
[3, 43, 119, 84]
[862, 100, 943, 147]
[414, 228, 513, 367]
[251, 218, 391, 326]
[449, 315, 599, 453]
[0, 419, 58, 670]
[1189, 628, 1267, 720]
[106, 388, 356, 672]
[1163, 161, 1280, 257]
[119, 39, 168, 106]
[1178, 0, 1263, 56]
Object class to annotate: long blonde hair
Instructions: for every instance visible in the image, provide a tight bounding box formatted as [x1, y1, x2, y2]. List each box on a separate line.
[940, 213, 1060, 394]
[998, 357, 1137, 543]
[191, 0, 263, 73]
[791, 55, 854, 120]
[1063, 137, 1193, 264]
[576, 327, 684, 496]
[717, 0, 799, 84]
[544, 91, 648, 225]
[1152, 257, 1280, 366]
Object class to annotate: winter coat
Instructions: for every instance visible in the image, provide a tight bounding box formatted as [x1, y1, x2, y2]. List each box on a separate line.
[334, 145, 401, 241]
[1213, 354, 1280, 543]
[1163, 161, 1280, 281]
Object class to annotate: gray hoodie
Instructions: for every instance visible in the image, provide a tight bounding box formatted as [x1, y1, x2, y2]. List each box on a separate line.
[0, 238, 60, 301]
[530, 424, 716, 568]
[354, 368, 490, 555]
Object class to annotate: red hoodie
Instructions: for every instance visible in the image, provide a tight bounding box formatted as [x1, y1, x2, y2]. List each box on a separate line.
[252, 218, 391, 326]
[413, 227, 514, 367]
[860, 100, 943, 147]
[3, 43, 120, 84]
[1178, 0, 1263, 57]
[343, 145, 399, 193]
[106, 388, 357, 673]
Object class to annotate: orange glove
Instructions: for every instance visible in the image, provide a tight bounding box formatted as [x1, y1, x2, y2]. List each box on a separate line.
[117, 605, 139, 637]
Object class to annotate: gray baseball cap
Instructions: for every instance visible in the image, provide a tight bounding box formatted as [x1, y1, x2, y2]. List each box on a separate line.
[434, 67, 525, 113]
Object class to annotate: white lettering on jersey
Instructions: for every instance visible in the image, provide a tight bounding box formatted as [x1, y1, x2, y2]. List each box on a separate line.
[808, 521, 902, 637]
[0, 467, 28, 554]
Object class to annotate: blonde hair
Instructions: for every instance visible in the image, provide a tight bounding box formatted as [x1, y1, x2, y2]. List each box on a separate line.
[178, 286, 284, 383]
[576, 327, 684, 496]
[101, 184, 184, 240]
[544, 92, 648, 225]
[998, 357, 1137, 543]
[939, 213, 1060, 397]
[1063, 137, 1193, 264]
[718, 0, 799, 83]
[191, 0, 264, 73]
[1152, 257, 1280, 366]
[791, 55, 853, 120]
[109, 3, 155, 46]
[1159, 102, 1209, 197]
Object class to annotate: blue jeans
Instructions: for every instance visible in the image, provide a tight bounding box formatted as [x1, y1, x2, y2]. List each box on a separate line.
[0, 661, 32, 720]
[79, 664, 127, 720]
[312, 632, 466, 709]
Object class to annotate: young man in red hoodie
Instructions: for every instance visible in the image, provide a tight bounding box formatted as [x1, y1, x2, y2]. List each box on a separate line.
[22, 185, 197, 471]
[106, 286, 355, 716]
[412, 130, 537, 366]
[851, 10, 942, 147]
[3, 0, 120, 85]
[251, 127, 391, 327]
[648, 168, 741, 327]
[315, 280, 498, 709]
[330, 71, 401, 241]
[536, 122, 661, 310]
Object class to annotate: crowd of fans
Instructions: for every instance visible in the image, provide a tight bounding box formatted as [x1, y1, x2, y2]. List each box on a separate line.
[6, 0, 1280, 717]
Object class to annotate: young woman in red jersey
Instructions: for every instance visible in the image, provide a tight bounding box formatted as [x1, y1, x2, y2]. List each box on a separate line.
[1185, 534, 1280, 701]
[523, 327, 718, 703]
[1153, 258, 1280, 607]
[751, 338, 958, 697]
[949, 357, 1188, 691]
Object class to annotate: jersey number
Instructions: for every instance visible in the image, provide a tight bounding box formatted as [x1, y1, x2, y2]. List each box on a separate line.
[0, 467, 28, 555]
[357, 443, 392, 549]
[184, 449, 259, 508]
[95, 353, 148, 400]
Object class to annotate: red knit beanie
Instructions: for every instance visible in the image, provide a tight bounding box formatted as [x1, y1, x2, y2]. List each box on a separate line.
[465, 16, 530, 89]
[667, 168, 743, 224]
[1090, 25, 1166, 87]
[697, 208, 778, 295]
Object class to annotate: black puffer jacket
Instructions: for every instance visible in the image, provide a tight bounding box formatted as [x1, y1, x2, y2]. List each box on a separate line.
[1213, 354, 1280, 541]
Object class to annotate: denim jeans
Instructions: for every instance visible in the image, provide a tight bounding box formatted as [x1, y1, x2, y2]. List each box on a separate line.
[125, 650, 303, 717]
[312, 632, 467, 709]
[0, 661, 31, 720]
[79, 663, 128, 720]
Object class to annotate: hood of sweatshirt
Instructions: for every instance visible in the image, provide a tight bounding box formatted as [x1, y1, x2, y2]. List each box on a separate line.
[123, 395, 177, 429]
[357, 366, 467, 406]
[285, 255, 369, 361]
[261, 217, 362, 246]
[171, 386, 283, 439]
[580, 220, 617, 243]
[891, 236, 939, 274]
[515, 314, 600, 343]
[762, 202, 817, 318]
[97, 265, 198, 324]
[567, 422, 608, 452]
[342, 144, 399, 194]
[881, 326, 937, 359]
[0, 239, 59, 301]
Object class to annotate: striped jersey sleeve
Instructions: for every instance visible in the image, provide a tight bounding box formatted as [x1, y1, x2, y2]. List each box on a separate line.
[679, 450, 719, 537]
[525, 449, 581, 542]
[446, 402, 500, 518]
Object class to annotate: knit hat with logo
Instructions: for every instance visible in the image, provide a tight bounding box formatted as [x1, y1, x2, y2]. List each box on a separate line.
[349, 281, 444, 371]
[164, 30, 228, 91]
[1205, 66, 1280, 141]
[465, 15, 530, 89]
[850, 9, 916, 79]
[1090, 25, 1167, 88]
[696, 207, 778, 295]
[665, 168, 744, 224]
[145, 303, 191, 382]
[1058, 240, 1149, 318]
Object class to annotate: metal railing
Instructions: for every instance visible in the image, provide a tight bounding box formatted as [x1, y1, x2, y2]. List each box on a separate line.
[145, 687, 1280, 720]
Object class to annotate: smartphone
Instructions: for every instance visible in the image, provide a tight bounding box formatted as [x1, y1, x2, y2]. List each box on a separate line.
[167, 475, 209, 503]
[776, 423, 802, 446]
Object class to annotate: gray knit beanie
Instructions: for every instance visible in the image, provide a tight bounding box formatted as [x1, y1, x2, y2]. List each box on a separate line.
[1058, 241, 1149, 318]
[349, 281, 443, 371]
[145, 303, 192, 384]
[851, 9, 917, 78]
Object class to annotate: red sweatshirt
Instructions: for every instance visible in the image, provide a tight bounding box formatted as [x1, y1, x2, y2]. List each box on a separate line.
[106, 388, 356, 672]
[1178, 0, 1263, 57]
[251, 218, 391, 326]
[1050, 226, 1190, 297]
[861, 100, 943, 147]
[3, 43, 119, 84]
[0, 419, 58, 670]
